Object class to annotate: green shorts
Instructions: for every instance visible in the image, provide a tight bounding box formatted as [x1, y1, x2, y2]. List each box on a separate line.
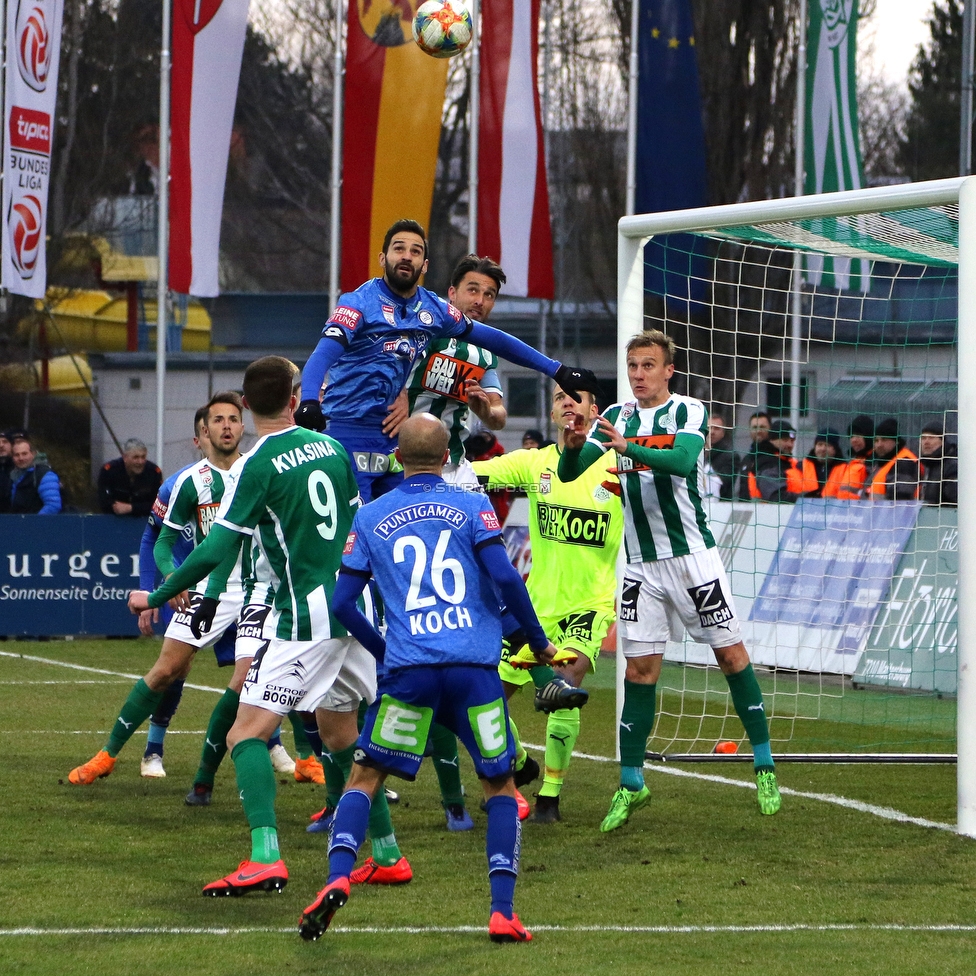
[498, 609, 614, 687]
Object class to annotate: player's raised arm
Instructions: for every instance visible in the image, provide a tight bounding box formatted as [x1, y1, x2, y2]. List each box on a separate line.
[463, 320, 600, 403]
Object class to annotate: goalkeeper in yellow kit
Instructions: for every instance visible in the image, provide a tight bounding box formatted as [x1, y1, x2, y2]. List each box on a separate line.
[473, 385, 623, 823]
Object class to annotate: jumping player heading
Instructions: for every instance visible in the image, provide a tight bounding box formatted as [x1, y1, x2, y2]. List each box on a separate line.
[296, 219, 599, 500]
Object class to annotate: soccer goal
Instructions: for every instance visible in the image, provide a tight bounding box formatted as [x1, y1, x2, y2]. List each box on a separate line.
[615, 176, 976, 836]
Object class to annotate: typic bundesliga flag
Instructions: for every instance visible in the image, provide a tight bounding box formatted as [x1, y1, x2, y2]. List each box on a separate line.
[804, 0, 867, 291]
[169, 0, 250, 297]
[341, 0, 449, 292]
[634, 0, 708, 318]
[2, 0, 64, 298]
[478, 0, 553, 299]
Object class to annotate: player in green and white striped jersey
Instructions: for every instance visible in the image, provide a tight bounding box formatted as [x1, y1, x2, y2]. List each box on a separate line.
[129, 356, 399, 896]
[405, 254, 508, 488]
[559, 330, 781, 829]
[69, 392, 246, 787]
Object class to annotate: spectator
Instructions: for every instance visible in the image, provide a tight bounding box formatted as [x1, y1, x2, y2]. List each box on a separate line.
[8, 435, 62, 514]
[824, 415, 874, 499]
[863, 418, 922, 500]
[919, 421, 957, 506]
[705, 410, 739, 500]
[750, 419, 818, 503]
[98, 438, 162, 516]
[521, 428, 546, 450]
[0, 430, 14, 514]
[807, 429, 845, 495]
[736, 411, 775, 500]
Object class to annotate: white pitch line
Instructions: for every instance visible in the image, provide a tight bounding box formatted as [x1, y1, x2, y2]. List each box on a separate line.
[2, 923, 976, 937]
[0, 649, 224, 693]
[523, 743, 959, 834]
[1, 649, 960, 834]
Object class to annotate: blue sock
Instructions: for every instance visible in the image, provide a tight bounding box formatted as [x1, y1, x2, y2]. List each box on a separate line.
[620, 765, 645, 791]
[267, 727, 282, 750]
[328, 789, 372, 883]
[485, 794, 519, 918]
[302, 717, 324, 758]
[753, 742, 774, 771]
[144, 679, 183, 757]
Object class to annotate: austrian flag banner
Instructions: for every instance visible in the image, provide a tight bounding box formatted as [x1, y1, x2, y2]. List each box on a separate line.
[478, 0, 553, 299]
[2, 0, 64, 298]
[169, 0, 249, 297]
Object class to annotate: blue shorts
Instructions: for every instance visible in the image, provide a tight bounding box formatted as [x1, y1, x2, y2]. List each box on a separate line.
[356, 665, 515, 782]
[325, 421, 402, 501]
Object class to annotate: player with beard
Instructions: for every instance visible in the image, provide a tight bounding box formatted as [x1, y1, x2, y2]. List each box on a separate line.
[295, 219, 599, 502]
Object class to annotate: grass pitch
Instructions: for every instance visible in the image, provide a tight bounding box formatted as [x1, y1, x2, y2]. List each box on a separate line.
[1, 638, 974, 976]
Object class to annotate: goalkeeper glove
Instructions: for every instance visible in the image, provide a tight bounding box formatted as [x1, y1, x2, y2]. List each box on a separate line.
[295, 399, 325, 431]
[553, 364, 602, 402]
[190, 597, 219, 639]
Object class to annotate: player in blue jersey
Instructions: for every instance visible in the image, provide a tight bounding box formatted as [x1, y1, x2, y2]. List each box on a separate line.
[295, 218, 599, 501]
[297, 414, 557, 945]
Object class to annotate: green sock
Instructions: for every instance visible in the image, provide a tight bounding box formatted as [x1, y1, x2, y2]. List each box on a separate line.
[509, 715, 527, 770]
[725, 664, 773, 766]
[325, 743, 355, 808]
[288, 710, 313, 759]
[106, 679, 163, 757]
[539, 708, 580, 798]
[619, 680, 656, 770]
[430, 722, 465, 808]
[232, 737, 277, 832]
[250, 826, 280, 864]
[368, 789, 401, 866]
[528, 664, 556, 689]
[194, 688, 239, 788]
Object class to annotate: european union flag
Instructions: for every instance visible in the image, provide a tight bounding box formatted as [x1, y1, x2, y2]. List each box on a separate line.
[636, 0, 709, 318]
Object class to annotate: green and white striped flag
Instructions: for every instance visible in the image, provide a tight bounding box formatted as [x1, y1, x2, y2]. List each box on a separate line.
[804, 0, 868, 291]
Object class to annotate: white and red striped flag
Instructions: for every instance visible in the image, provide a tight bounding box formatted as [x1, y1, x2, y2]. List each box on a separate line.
[169, 0, 249, 297]
[477, 0, 553, 299]
[2, 0, 64, 298]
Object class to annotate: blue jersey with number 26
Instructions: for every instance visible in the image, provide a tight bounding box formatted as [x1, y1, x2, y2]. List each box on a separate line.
[342, 477, 504, 669]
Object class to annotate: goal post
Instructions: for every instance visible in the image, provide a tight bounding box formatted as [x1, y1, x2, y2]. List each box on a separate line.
[615, 176, 976, 836]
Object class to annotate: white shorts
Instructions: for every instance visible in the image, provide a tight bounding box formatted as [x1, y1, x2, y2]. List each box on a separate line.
[442, 458, 480, 488]
[240, 634, 377, 716]
[234, 603, 273, 662]
[164, 588, 245, 650]
[618, 548, 741, 652]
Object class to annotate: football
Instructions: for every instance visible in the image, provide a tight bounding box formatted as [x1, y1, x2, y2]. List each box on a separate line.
[412, 0, 473, 59]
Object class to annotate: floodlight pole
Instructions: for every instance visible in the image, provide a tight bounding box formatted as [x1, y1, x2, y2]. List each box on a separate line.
[625, 0, 640, 216]
[156, 0, 172, 472]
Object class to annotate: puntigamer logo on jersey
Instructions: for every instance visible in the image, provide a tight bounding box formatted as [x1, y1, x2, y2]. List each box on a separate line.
[537, 504, 610, 547]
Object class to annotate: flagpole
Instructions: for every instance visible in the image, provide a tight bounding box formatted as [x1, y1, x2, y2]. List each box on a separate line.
[468, 0, 480, 253]
[625, 0, 640, 216]
[156, 0, 172, 471]
[789, 0, 807, 432]
[329, 0, 344, 312]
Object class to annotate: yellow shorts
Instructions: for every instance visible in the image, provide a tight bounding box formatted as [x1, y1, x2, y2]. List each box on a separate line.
[498, 609, 614, 687]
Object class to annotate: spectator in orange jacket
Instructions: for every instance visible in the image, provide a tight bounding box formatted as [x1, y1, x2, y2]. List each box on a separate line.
[864, 418, 922, 500]
[749, 418, 818, 502]
[823, 416, 874, 499]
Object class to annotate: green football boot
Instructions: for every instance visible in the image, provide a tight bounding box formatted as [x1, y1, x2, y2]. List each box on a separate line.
[599, 786, 650, 832]
[756, 770, 782, 815]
